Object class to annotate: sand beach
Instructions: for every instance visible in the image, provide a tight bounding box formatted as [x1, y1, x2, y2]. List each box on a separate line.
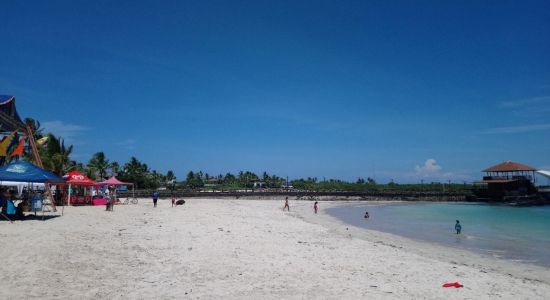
[1, 198, 549, 299]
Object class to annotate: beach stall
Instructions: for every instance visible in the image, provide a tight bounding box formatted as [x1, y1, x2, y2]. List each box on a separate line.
[63, 171, 97, 205]
[0, 160, 64, 219]
[97, 176, 135, 204]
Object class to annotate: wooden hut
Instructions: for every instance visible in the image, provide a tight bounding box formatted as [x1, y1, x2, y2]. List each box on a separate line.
[473, 161, 538, 201]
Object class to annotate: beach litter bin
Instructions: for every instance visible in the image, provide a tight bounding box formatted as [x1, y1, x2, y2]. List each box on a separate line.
[31, 197, 42, 212]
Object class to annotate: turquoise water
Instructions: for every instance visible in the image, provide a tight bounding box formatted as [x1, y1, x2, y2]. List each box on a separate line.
[326, 202, 550, 267]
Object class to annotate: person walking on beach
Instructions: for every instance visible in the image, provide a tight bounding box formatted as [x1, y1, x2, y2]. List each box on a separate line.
[171, 194, 176, 207]
[455, 220, 462, 234]
[152, 190, 159, 208]
[283, 197, 290, 211]
[314, 201, 318, 214]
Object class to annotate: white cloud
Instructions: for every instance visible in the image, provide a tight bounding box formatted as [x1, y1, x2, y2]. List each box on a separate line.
[410, 159, 471, 182]
[481, 123, 550, 134]
[415, 159, 442, 176]
[42, 120, 88, 140]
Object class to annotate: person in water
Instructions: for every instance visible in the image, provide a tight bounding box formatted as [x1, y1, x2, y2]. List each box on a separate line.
[313, 201, 318, 214]
[455, 220, 462, 234]
[364, 211, 369, 219]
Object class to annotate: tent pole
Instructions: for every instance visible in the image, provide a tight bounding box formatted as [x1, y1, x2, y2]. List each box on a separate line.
[25, 125, 56, 212]
[111, 186, 116, 212]
[68, 184, 71, 206]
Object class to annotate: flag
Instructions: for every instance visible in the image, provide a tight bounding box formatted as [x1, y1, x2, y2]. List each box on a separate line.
[9, 135, 26, 158]
[0, 131, 16, 157]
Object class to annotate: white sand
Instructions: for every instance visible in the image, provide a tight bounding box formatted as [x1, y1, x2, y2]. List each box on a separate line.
[1, 198, 549, 299]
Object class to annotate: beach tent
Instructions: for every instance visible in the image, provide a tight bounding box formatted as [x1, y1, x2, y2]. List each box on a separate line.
[97, 176, 133, 186]
[0, 160, 64, 183]
[0, 161, 63, 219]
[63, 171, 97, 205]
[97, 176, 135, 204]
[64, 171, 96, 186]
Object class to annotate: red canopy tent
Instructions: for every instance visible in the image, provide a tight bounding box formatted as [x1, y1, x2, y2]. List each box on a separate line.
[63, 171, 97, 205]
[64, 171, 96, 185]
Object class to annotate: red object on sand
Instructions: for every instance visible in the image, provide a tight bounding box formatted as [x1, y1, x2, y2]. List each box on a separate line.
[442, 282, 464, 288]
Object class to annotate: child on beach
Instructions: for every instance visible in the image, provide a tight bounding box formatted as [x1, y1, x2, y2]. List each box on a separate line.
[283, 197, 290, 211]
[171, 194, 176, 207]
[314, 201, 318, 214]
[455, 220, 462, 234]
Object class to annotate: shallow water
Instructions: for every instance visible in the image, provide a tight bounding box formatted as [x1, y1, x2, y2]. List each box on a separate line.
[326, 202, 550, 267]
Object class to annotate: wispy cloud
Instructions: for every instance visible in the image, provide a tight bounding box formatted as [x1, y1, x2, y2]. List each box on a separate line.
[42, 120, 89, 142]
[500, 95, 550, 108]
[499, 95, 550, 116]
[481, 123, 550, 134]
[116, 138, 136, 150]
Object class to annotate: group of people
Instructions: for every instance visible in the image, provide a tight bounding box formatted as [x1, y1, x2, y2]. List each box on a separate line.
[150, 191, 185, 208]
[281, 197, 463, 235]
[283, 197, 319, 214]
[0, 187, 40, 221]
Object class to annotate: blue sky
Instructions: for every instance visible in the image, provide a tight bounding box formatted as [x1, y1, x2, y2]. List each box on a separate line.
[1, 1, 550, 183]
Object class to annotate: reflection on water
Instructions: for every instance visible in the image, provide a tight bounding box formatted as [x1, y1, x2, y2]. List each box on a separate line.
[326, 202, 550, 267]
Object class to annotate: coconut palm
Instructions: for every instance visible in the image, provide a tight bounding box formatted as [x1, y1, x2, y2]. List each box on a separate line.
[87, 152, 112, 180]
[40, 134, 75, 175]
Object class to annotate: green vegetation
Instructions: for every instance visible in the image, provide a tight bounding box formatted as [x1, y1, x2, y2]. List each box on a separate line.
[21, 117, 472, 192]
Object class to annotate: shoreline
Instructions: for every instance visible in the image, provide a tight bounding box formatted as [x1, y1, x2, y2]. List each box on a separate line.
[295, 200, 550, 285]
[1, 198, 549, 299]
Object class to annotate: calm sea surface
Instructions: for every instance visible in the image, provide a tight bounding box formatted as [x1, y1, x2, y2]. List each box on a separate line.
[326, 202, 550, 267]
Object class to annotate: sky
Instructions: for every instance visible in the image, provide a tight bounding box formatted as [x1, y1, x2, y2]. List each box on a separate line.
[1, 0, 550, 183]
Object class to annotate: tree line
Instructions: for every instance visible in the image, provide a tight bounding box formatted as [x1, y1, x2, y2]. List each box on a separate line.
[21, 118, 471, 192]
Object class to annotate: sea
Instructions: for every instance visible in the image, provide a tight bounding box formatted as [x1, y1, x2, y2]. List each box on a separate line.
[326, 202, 550, 267]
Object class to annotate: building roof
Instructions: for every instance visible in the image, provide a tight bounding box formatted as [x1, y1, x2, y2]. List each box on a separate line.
[482, 161, 537, 172]
[0, 95, 25, 132]
[536, 170, 550, 180]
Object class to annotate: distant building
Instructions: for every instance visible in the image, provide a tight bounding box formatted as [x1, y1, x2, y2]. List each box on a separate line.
[473, 161, 538, 201]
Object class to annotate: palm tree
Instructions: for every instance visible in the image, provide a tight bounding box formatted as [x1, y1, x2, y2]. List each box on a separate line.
[40, 134, 75, 175]
[24, 117, 44, 139]
[87, 152, 111, 180]
[110, 161, 120, 177]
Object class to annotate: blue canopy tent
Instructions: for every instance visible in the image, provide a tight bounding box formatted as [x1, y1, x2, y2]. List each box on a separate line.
[0, 161, 64, 221]
[0, 160, 63, 183]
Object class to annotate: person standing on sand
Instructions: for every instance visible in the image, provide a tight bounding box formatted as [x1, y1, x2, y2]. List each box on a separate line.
[314, 201, 318, 214]
[455, 220, 462, 234]
[283, 197, 290, 211]
[152, 190, 159, 208]
[171, 194, 176, 207]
